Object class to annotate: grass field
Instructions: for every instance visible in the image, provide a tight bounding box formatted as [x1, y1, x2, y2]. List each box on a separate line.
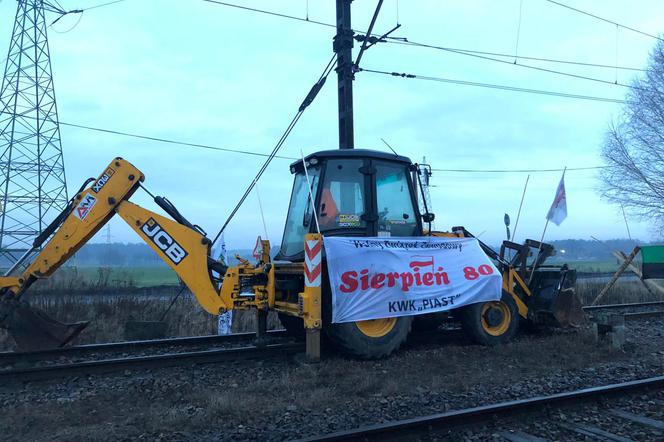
[32, 265, 180, 291]
[563, 260, 622, 273]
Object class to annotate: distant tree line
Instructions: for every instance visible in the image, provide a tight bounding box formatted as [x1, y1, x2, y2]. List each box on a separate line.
[0, 239, 652, 268]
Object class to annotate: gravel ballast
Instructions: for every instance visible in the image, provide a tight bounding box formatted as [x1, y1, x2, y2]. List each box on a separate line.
[1, 318, 663, 441]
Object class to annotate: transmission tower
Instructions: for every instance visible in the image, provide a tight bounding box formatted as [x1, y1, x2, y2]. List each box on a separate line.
[0, 0, 68, 264]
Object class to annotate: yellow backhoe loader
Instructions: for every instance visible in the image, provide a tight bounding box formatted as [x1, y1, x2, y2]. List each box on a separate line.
[0, 152, 584, 359]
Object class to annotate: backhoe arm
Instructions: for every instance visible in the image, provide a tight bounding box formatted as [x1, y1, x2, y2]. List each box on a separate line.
[0, 157, 228, 314]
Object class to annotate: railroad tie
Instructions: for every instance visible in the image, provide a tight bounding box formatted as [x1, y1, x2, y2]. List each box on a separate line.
[498, 430, 548, 442]
[557, 422, 633, 442]
[609, 409, 664, 430]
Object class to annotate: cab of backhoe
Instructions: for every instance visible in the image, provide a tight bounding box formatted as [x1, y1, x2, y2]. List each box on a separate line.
[277, 149, 424, 261]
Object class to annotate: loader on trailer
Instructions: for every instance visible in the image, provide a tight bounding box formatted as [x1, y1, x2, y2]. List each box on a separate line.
[0, 153, 583, 359]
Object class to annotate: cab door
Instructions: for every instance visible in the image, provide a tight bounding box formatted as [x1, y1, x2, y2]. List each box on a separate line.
[372, 160, 422, 237]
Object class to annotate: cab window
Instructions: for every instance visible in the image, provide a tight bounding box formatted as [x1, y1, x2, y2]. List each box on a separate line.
[376, 162, 418, 237]
[280, 168, 320, 257]
[318, 159, 366, 231]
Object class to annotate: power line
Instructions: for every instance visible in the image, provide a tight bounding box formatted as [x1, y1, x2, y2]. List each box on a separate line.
[202, 0, 647, 74]
[212, 54, 337, 244]
[58, 121, 298, 160]
[57, 120, 607, 175]
[359, 68, 627, 104]
[432, 166, 604, 173]
[83, 0, 128, 11]
[389, 40, 645, 72]
[543, 0, 664, 42]
[202, 0, 335, 29]
[396, 40, 638, 90]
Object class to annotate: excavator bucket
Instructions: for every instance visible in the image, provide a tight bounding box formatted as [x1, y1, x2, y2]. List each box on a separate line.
[0, 298, 88, 351]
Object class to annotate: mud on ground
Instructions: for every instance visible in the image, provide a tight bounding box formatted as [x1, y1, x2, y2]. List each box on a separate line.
[1, 318, 663, 441]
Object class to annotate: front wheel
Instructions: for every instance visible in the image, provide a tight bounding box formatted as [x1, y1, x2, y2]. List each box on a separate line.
[325, 316, 412, 359]
[459, 292, 519, 346]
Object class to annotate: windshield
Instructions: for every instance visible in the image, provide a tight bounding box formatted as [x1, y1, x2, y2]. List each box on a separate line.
[279, 167, 320, 257]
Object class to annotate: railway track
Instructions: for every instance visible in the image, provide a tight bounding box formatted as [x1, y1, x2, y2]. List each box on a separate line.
[583, 300, 664, 311]
[298, 376, 664, 441]
[1, 301, 660, 383]
[0, 329, 288, 366]
[0, 341, 303, 382]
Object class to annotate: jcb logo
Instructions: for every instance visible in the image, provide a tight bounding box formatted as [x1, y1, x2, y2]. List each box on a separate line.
[92, 168, 114, 193]
[141, 218, 188, 264]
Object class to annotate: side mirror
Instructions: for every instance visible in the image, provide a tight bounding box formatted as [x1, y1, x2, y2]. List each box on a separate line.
[422, 213, 435, 223]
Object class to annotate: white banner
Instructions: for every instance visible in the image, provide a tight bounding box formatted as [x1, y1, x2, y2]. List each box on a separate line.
[324, 237, 502, 323]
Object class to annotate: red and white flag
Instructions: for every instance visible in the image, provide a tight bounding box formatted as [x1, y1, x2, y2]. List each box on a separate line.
[546, 173, 567, 226]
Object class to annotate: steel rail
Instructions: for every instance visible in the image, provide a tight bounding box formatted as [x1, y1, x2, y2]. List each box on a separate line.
[583, 300, 664, 311]
[623, 310, 664, 320]
[0, 330, 288, 365]
[297, 376, 664, 441]
[0, 342, 303, 382]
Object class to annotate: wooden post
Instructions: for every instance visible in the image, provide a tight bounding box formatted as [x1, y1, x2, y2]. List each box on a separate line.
[591, 246, 640, 306]
[306, 329, 321, 362]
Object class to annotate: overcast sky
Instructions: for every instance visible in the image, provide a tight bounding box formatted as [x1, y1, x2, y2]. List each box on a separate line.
[1, 0, 663, 250]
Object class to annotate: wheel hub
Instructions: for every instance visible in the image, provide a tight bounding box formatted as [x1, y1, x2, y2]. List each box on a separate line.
[484, 307, 504, 327]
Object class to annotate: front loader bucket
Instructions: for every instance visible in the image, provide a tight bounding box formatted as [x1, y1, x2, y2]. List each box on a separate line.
[0, 299, 89, 351]
[551, 287, 585, 327]
[528, 267, 586, 328]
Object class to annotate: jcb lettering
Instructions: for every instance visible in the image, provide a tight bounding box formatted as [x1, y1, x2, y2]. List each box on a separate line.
[153, 231, 172, 250]
[141, 218, 189, 265]
[92, 168, 114, 193]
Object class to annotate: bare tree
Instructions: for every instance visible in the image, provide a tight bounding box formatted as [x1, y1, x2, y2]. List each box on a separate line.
[600, 40, 664, 226]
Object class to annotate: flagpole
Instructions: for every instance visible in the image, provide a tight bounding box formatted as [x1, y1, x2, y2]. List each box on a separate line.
[528, 167, 566, 284]
[511, 174, 530, 244]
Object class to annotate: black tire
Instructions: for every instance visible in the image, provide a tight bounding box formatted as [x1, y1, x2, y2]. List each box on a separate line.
[320, 267, 411, 359]
[277, 313, 305, 340]
[459, 291, 519, 346]
[325, 316, 413, 359]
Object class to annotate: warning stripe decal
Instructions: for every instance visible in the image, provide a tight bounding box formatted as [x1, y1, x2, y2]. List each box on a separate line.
[304, 238, 322, 287]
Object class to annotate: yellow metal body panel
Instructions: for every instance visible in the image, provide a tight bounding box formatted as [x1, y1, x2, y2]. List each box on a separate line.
[503, 268, 531, 318]
[27, 158, 142, 278]
[116, 201, 228, 314]
[1, 158, 143, 296]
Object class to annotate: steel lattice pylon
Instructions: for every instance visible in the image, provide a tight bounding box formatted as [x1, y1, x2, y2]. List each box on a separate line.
[0, 0, 68, 264]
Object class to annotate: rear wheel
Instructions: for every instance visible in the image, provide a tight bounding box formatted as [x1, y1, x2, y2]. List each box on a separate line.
[326, 316, 412, 359]
[459, 292, 519, 346]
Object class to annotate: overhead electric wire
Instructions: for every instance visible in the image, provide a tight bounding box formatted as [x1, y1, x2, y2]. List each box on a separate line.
[202, 0, 335, 29]
[394, 43, 645, 72]
[392, 40, 645, 89]
[54, 119, 606, 175]
[543, 0, 664, 42]
[58, 121, 297, 160]
[202, 0, 646, 73]
[50, 0, 129, 26]
[211, 54, 337, 245]
[359, 68, 626, 104]
[82, 0, 128, 11]
[432, 166, 604, 173]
